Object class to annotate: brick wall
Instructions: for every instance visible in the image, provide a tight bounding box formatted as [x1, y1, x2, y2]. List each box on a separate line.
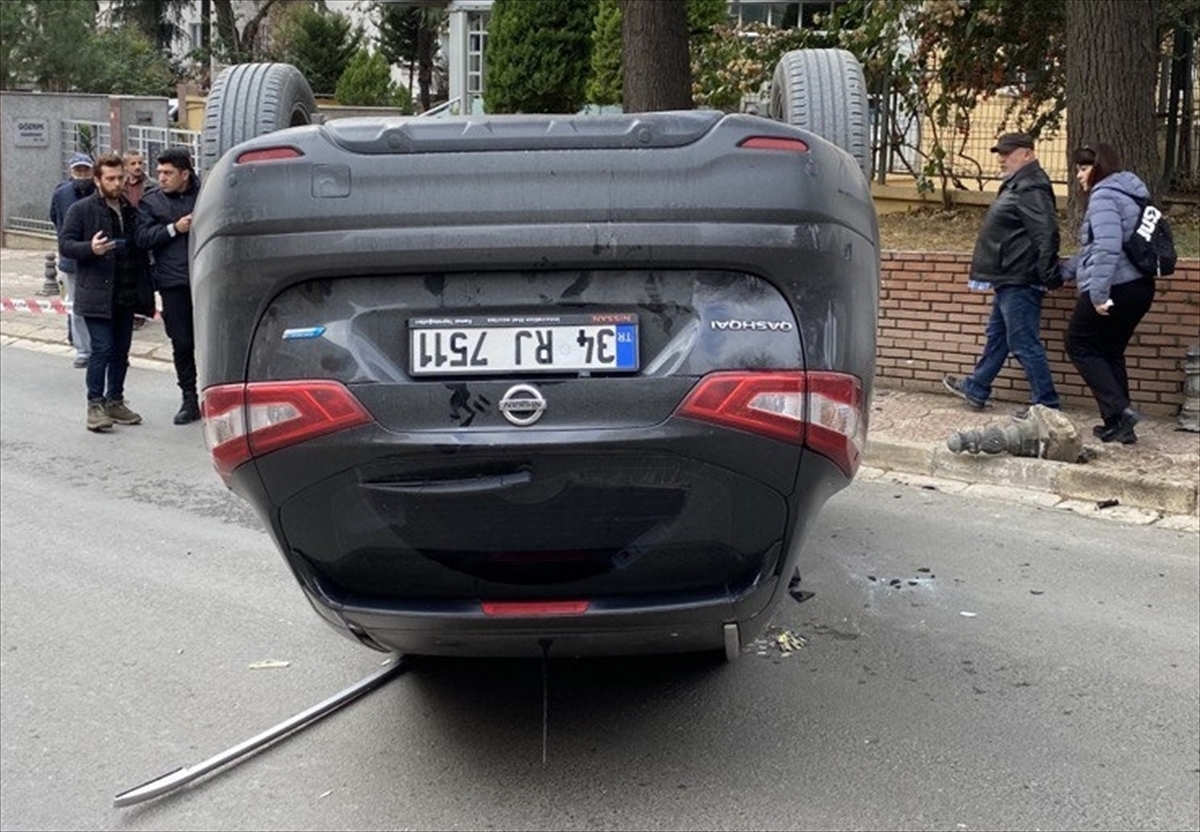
[878, 252, 1200, 416]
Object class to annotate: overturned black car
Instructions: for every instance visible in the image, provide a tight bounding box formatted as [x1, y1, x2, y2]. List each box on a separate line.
[192, 52, 879, 660]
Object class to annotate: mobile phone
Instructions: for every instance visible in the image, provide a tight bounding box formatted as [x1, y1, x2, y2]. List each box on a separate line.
[111, 238, 127, 249]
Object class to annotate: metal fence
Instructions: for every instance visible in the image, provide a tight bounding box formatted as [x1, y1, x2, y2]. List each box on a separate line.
[124, 124, 202, 176]
[7, 216, 55, 235]
[56, 121, 201, 174]
[60, 119, 112, 168]
[870, 67, 1200, 192]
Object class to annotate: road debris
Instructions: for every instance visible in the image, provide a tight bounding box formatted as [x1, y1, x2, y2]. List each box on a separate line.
[959, 611, 978, 618]
[752, 627, 809, 656]
[248, 660, 291, 670]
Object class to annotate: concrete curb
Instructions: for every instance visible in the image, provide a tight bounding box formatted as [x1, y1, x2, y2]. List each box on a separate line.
[865, 437, 1199, 522]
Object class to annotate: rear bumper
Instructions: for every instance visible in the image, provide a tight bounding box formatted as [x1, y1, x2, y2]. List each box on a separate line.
[301, 574, 782, 658]
[235, 440, 850, 658]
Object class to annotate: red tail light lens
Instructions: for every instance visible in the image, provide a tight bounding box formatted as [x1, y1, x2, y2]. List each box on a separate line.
[235, 146, 303, 164]
[202, 381, 373, 483]
[677, 371, 865, 476]
[738, 136, 809, 153]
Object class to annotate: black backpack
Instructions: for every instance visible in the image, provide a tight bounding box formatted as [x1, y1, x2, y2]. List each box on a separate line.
[1115, 189, 1177, 277]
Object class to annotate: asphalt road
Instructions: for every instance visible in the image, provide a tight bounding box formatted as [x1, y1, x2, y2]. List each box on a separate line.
[2, 344, 1198, 832]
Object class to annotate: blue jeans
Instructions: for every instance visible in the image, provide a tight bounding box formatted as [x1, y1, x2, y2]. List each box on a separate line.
[963, 285, 1059, 408]
[84, 308, 135, 403]
[60, 271, 91, 359]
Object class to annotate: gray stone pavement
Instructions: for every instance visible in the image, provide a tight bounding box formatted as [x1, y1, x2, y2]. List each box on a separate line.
[2, 245, 1196, 531]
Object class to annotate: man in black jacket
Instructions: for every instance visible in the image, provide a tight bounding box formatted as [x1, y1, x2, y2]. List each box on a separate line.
[59, 152, 155, 432]
[943, 132, 1062, 413]
[136, 147, 200, 424]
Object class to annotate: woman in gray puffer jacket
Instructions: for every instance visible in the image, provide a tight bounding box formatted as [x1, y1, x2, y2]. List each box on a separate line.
[1059, 144, 1156, 445]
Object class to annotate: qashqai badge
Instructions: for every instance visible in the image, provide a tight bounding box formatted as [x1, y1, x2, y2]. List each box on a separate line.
[498, 384, 546, 426]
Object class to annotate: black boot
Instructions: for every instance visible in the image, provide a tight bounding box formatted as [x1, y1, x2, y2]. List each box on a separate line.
[1100, 407, 1140, 445]
[1092, 414, 1120, 438]
[174, 391, 201, 425]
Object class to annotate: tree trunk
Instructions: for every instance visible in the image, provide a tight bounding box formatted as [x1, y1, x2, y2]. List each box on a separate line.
[620, 0, 691, 113]
[1065, 0, 1160, 226]
[212, 0, 278, 65]
[417, 24, 433, 112]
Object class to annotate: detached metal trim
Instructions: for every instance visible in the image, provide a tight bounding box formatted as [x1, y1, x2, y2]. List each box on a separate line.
[113, 656, 407, 808]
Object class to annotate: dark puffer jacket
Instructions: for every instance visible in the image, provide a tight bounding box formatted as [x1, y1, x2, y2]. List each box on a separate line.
[58, 192, 153, 319]
[135, 175, 199, 290]
[969, 160, 1060, 288]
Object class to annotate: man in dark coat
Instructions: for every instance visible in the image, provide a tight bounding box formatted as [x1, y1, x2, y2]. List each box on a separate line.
[49, 153, 96, 367]
[135, 147, 200, 425]
[59, 152, 155, 432]
[943, 132, 1062, 413]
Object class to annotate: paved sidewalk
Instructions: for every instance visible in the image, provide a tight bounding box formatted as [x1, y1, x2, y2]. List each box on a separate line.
[2, 245, 1196, 531]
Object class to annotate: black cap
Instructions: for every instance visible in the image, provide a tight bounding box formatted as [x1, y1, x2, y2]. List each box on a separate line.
[990, 132, 1035, 153]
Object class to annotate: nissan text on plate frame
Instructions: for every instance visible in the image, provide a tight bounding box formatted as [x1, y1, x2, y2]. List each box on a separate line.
[192, 52, 879, 661]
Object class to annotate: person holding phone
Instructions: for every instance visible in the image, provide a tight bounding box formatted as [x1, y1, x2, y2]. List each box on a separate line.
[58, 152, 155, 432]
[135, 147, 201, 425]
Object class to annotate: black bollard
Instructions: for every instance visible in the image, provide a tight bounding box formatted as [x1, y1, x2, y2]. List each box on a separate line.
[38, 252, 60, 297]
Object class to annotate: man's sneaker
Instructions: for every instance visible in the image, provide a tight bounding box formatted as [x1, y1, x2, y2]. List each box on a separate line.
[73, 355, 89, 369]
[104, 398, 142, 425]
[87, 400, 114, 432]
[942, 374, 987, 411]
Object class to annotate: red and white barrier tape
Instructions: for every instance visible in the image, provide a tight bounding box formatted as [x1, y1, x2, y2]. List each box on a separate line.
[1, 297, 160, 318]
[1, 297, 71, 314]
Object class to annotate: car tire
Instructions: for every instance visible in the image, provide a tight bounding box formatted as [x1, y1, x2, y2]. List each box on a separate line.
[201, 63, 317, 175]
[768, 48, 872, 180]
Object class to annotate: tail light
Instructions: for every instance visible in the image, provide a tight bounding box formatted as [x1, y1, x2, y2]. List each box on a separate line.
[202, 380, 373, 484]
[677, 371, 865, 476]
[235, 146, 303, 164]
[738, 136, 809, 153]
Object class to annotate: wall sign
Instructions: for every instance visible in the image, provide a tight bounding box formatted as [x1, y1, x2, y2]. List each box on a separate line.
[15, 119, 49, 147]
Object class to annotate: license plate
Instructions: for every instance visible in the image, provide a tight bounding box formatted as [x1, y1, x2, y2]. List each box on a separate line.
[409, 313, 639, 376]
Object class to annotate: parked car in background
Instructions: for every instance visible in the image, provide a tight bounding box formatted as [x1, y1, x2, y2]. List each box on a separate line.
[192, 52, 879, 661]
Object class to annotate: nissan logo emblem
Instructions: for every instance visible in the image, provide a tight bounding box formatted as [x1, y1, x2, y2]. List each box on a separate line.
[498, 384, 546, 426]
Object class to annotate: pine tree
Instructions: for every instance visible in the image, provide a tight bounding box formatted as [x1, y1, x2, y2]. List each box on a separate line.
[485, 0, 597, 114]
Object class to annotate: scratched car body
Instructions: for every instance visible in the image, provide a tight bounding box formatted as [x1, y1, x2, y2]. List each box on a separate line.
[193, 108, 879, 659]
